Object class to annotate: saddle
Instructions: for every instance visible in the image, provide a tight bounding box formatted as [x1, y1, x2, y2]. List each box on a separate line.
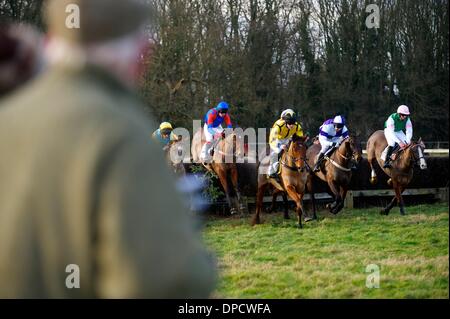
[381, 145, 402, 162]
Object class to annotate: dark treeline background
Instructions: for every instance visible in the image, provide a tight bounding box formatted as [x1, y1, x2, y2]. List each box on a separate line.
[2, 0, 449, 142]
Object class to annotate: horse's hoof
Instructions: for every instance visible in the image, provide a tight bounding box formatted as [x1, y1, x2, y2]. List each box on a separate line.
[387, 178, 393, 186]
[370, 177, 377, 185]
[379, 209, 389, 215]
[303, 217, 314, 223]
[230, 209, 238, 215]
[326, 203, 331, 209]
[298, 224, 303, 229]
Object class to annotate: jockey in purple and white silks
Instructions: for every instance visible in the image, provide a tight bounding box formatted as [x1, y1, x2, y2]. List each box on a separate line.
[313, 115, 349, 172]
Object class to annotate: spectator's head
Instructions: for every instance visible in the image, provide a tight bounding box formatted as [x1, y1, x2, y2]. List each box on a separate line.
[44, 0, 156, 87]
[0, 23, 44, 98]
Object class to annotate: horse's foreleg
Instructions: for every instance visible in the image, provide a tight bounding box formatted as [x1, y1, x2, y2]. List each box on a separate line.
[267, 191, 278, 213]
[282, 192, 289, 220]
[217, 171, 235, 215]
[335, 186, 348, 214]
[252, 183, 268, 225]
[394, 184, 406, 215]
[368, 157, 378, 185]
[286, 186, 303, 228]
[307, 176, 317, 220]
[327, 181, 341, 214]
[230, 167, 246, 214]
[380, 196, 396, 215]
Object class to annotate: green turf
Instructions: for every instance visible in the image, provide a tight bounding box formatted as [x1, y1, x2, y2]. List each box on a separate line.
[203, 203, 449, 298]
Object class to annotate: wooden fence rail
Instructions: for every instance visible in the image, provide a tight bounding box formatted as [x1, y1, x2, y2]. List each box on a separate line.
[240, 187, 449, 209]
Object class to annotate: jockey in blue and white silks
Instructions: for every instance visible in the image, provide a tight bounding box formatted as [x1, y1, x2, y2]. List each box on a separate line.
[313, 115, 349, 172]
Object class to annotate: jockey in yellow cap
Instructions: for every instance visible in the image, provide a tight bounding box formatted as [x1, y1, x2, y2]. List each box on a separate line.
[267, 109, 304, 178]
[152, 122, 178, 147]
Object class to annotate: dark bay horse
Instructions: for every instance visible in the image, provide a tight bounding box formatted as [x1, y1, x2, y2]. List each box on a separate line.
[191, 128, 246, 215]
[366, 130, 427, 215]
[252, 135, 308, 228]
[306, 136, 362, 217]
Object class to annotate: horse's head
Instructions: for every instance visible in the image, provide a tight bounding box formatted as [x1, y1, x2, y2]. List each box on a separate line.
[287, 135, 308, 171]
[409, 138, 427, 170]
[341, 135, 362, 164]
[219, 130, 245, 161]
[166, 138, 187, 174]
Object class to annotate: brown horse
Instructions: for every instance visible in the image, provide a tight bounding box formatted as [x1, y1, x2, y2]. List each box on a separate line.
[306, 135, 362, 217]
[191, 128, 246, 215]
[366, 130, 427, 215]
[252, 135, 308, 228]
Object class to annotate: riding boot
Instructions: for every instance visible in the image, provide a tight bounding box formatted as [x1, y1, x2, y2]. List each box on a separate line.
[313, 153, 325, 172]
[201, 142, 213, 162]
[383, 146, 394, 168]
[268, 162, 280, 179]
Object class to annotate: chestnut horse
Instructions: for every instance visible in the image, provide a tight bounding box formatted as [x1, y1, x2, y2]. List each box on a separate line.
[252, 135, 308, 228]
[366, 130, 427, 215]
[306, 135, 362, 217]
[191, 128, 246, 215]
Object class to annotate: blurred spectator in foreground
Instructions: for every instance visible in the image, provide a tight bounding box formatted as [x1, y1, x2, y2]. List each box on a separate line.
[0, 23, 44, 98]
[0, 0, 216, 298]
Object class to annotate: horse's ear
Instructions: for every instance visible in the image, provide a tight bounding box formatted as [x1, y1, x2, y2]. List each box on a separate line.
[177, 135, 183, 141]
[418, 137, 426, 148]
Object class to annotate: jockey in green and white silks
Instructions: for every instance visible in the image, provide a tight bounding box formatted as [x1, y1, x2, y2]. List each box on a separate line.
[383, 105, 413, 168]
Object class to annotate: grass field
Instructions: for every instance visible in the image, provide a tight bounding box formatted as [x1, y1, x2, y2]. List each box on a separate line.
[203, 203, 449, 298]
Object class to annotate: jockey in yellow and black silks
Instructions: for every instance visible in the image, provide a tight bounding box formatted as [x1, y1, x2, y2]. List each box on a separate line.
[267, 109, 304, 178]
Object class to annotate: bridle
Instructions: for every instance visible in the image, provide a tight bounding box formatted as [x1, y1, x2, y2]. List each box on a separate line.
[409, 143, 426, 165]
[280, 140, 308, 172]
[326, 137, 360, 172]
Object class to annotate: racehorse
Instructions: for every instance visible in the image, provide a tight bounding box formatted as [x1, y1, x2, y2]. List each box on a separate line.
[366, 130, 427, 215]
[164, 137, 186, 177]
[252, 135, 308, 228]
[191, 128, 246, 215]
[306, 135, 362, 217]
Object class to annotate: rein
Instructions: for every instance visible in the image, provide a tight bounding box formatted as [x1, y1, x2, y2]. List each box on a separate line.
[396, 143, 425, 166]
[280, 142, 308, 172]
[325, 155, 351, 172]
[325, 140, 355, 172]
[215, 135, 238, 158]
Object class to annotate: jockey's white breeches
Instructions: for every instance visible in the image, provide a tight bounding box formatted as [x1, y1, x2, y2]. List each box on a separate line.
[319, 135, 340, 154]
[203, 124, 224, 143]
[384, 129, 408, 147]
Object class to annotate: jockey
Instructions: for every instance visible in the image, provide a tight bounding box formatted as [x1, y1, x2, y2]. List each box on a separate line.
[383, 105, 413, 168]
[267, 109, 304, 178]
[313, 115, 349, 172]
[152, 122, 178, 147]
[200, 101, 233, 161]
